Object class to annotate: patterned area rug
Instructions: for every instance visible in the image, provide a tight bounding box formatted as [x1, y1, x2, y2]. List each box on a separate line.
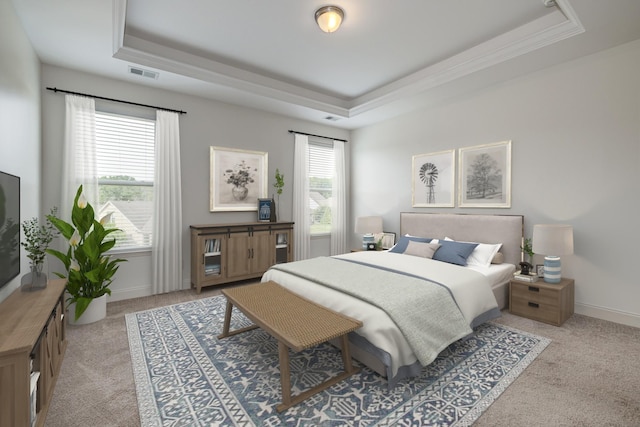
[126, 295, 550, 426]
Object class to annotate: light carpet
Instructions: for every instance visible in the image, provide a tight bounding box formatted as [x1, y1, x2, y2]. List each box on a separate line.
[125, 295, 549, 426]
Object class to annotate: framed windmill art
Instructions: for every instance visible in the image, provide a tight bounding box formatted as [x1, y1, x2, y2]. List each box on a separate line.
[412, 149, 455, 207]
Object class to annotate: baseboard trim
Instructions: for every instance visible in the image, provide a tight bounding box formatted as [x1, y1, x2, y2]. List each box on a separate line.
[109, 285, 153, 302]
[575, 302, 640, 328]
[108, 280, 192, 303]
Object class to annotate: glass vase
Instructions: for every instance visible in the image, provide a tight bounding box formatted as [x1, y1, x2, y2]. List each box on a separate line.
[21, 263, 47, 292]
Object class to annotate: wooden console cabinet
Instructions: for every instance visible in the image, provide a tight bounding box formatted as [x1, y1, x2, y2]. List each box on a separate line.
[190, 222, 294, 293]
[0, 279, 67, 427]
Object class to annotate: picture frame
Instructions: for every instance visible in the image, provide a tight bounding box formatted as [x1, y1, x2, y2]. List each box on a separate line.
[412, 149, 455, 207]
[536, 264, 545, 277]
[210, 146, 268, 212]
[257, 198, 272, 222]
[458, 140, 511, 208]
[380, 232, 396, 250]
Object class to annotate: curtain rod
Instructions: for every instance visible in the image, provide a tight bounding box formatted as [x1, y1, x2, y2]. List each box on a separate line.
[288, 129, 347, 143]
[46, 87, 187, 115]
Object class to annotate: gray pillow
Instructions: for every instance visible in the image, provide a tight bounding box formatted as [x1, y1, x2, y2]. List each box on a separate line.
[404, 241, 441, 259]
[491, 252, 505, 264]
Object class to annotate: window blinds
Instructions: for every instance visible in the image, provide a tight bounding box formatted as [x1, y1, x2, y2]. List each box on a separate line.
[95, 112, 155, 250]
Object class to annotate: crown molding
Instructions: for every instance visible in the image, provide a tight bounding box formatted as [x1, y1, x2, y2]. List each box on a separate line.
[112, 0, 584, 119]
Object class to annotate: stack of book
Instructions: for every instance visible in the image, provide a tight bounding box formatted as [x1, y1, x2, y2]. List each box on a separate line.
[205, 239, 220, 253]
[513, 271, 538, 282]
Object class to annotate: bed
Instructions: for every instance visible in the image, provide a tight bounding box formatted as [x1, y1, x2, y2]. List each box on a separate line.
[261, 213, 523, 387]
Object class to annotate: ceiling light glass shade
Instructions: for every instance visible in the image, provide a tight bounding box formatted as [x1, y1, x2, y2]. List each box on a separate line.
[315, 6, 344, 33]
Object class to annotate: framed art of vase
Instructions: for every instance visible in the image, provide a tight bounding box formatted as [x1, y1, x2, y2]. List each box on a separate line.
[210, 146, 268, 212]
[412, 149, 455, 207]
[458, 140, 511, 208]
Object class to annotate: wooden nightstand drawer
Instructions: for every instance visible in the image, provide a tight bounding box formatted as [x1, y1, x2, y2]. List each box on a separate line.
[511, 283, 560, 308]
[510, 298, 560, 324]
[509, 278, 574, 326]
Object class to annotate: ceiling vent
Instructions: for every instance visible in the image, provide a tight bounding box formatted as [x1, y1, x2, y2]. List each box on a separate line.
[128, 66, 159, 80]
[324, 116, 340, 121]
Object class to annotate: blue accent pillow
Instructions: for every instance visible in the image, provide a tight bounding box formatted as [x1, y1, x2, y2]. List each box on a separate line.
[389, 235, 432, 253]
[432, 240, 479, 266]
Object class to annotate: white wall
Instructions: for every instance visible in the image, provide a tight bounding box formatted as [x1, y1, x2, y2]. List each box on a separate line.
[351, 40, 640, 327]
[0, 0, 41, 302]
[40, 65, 349, 300]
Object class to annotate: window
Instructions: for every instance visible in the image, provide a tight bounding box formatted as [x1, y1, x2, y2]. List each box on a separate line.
[308, 140, 334, 235]
[95, 112, 155, 250]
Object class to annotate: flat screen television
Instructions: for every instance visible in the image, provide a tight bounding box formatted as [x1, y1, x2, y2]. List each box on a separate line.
[0, 170, 20, 289]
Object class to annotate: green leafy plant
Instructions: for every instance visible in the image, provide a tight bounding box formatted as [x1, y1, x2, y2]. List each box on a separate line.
[46, 185, 126, 321]
[21, 207, 58, 270]
[273, 168, 285, 195]
[521, 237, 534, 262]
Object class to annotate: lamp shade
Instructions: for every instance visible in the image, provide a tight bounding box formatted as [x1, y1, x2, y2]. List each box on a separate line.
[532, 224, 574, 256]
[315, 6, 344, 33]
[355, 216, 383, 235]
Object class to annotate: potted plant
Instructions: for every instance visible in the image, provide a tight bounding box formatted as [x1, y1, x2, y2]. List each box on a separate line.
[521, 237, 534, 264]
[20, 207, 58, 291]
[46, 185, 126, 323]
[273, 168, 285, 221]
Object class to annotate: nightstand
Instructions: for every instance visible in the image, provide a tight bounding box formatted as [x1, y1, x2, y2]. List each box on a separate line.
[509, 277, 574, 326]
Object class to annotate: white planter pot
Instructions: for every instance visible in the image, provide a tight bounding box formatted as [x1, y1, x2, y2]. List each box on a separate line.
[68, 294, 107, 325]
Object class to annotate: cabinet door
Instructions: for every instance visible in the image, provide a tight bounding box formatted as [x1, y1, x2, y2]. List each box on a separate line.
[227, 232, 251, 278]
[274, 229, 292, 264]
[251, 230, 273, 273]
[202, 236, 224, 281]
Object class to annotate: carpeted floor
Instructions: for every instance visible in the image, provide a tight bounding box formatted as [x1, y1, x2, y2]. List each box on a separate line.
[45, 283, 640, 426]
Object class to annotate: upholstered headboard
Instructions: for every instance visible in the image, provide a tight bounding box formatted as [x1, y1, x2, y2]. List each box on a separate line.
[400, 213, 524, 266]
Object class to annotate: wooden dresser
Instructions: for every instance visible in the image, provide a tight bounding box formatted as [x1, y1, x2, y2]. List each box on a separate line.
[0, 279, 67, 427]
[509, 277, 574, 326]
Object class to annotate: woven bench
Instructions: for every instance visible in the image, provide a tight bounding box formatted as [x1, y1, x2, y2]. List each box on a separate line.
[217, 281, 363, 412]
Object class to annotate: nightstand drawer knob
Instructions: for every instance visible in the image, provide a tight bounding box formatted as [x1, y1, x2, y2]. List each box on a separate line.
[528, 286, 540, 292]
[528, 302, 540, 308]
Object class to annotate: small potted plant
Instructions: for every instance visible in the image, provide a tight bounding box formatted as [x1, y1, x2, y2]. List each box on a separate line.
[47, 186, 126, 323]
[272, 168, 285, 221]
[20, 207, 58, 291]
[521, 237, 534, 264]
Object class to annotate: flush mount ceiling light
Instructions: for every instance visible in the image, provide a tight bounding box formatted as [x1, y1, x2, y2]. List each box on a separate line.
[315, 6, 344, 33]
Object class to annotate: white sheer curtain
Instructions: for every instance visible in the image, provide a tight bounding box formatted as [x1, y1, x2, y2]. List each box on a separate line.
[330, 140, 347, 255]
[293, 134, 311, 260]
[62, 95, 97, 219]
[152, 111, 183, 294]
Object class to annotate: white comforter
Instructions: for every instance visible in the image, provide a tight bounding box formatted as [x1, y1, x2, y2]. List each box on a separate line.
[261, 251, 499, 379]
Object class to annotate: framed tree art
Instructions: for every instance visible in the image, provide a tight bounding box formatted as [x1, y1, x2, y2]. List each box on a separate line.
[458, 140, 511, 208]
[412, 149, 455, 207]
[210, 146, 268, 211]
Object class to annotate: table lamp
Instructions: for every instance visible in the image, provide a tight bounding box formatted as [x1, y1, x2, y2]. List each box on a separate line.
[532, 224, 574, 283]
[355, 216, 383, 250]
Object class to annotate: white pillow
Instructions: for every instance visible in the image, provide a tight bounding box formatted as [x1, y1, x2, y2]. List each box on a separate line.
[444, 237, 502, 268]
